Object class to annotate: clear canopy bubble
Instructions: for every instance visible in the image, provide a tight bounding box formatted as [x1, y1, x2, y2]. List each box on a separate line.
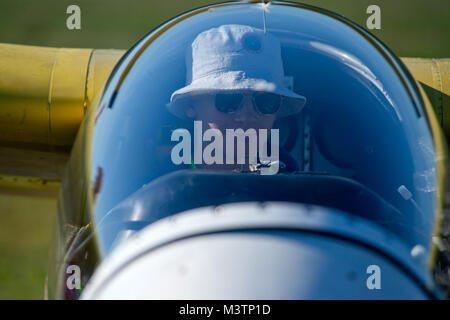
[90, 2, 438, 256]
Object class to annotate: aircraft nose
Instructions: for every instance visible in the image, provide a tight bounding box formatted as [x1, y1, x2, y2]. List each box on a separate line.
[81, 202, 437, 299]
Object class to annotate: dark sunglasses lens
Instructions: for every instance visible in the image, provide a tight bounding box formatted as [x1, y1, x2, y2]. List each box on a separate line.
[254, 92, 281, 114]
[214, 93, 243, 113]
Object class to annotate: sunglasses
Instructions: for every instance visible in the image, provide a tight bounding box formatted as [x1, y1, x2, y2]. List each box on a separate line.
[213, 92, 281, 115]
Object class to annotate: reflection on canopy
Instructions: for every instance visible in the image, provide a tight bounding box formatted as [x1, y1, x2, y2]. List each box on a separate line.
[89, 2, 438, 257]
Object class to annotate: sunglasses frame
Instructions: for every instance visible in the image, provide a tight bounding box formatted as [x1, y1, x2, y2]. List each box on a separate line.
[212, 91, 282, 115]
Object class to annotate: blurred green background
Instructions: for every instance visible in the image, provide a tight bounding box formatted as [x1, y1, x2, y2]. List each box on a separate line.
[0, 0, 449, 56]
[0, 0, 448, 299]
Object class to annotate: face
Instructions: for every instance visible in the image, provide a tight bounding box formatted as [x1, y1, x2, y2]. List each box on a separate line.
[182, 91, 278, 172]
[185, 92, 277, 133]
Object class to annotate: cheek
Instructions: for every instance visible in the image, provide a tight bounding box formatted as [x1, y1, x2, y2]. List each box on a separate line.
[208, 117, 230, 131]
[203, 109, 231, 127]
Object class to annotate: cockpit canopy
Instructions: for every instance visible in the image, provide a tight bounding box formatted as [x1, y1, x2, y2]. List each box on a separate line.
[90, 2, 438, 256]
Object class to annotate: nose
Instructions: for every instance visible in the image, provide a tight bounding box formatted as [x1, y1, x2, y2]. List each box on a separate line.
[233, 96, 258, 123]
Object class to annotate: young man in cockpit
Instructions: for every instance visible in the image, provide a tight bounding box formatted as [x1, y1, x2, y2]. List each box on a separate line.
[167, 24, 306, 174]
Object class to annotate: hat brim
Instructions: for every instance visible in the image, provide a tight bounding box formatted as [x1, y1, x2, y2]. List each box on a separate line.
[167, 75, 306, 119]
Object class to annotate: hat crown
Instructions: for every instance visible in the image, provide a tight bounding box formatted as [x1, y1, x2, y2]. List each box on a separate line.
[168, 24, 306, 119]
[187, 24, 285, 84]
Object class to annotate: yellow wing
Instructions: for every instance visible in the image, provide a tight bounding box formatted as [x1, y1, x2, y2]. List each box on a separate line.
[0, 43, 124, 195]
[0, 43, 449, 195]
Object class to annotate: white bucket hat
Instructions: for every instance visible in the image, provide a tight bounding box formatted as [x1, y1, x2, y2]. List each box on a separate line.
[167, 24, 306, 118]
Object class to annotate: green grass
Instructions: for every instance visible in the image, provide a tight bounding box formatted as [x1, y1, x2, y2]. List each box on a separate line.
[0, 193, 57, 299]
[0, 0, 448, 300]
[0, 0, 448, 57]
